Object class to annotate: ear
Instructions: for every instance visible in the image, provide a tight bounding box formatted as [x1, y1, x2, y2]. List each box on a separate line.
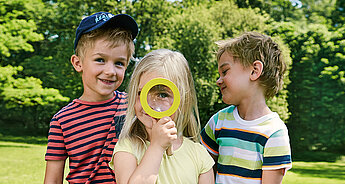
[250, 60, 263, 81]
[71, 55, 83, 73]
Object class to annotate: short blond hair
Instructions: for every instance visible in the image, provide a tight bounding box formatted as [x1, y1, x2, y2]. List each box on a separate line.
[217, 32, 286, 99]
[75, 27, 135, 63]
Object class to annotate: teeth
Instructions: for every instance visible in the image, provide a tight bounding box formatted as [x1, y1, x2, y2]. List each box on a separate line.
[101, 79, 114, 83]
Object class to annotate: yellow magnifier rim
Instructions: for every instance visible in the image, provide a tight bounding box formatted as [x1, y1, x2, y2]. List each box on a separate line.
[140, 78, 180, 119]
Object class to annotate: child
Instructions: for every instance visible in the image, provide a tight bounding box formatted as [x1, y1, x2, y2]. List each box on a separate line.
[201, 32, 292, 184]
[44, 12, 138, 183]
[112, 49, 215, 184]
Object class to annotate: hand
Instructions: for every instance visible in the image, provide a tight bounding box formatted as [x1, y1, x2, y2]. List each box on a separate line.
[150, 116, 177, 152]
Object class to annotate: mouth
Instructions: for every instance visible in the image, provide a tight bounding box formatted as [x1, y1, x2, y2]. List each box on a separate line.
[99, 79, 115, 85]
[220, 86, 226, 92]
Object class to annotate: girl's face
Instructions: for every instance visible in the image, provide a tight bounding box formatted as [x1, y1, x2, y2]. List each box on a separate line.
[135, 71, 176, 132]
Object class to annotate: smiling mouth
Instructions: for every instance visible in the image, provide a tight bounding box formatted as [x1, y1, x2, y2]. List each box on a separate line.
[100, 79, 115, 85]
[220, 86, 226, 92]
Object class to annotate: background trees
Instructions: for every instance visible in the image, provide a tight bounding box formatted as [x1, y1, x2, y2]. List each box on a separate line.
[1, 0, 344, 159]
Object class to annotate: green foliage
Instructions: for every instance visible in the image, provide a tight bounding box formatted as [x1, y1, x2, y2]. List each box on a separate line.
[151, 2, 221, 125]
[137, 0, 291, 125]
[0, 65, 69, 134]
[271, 21, 345, 154]
[0, 0, 44, 58]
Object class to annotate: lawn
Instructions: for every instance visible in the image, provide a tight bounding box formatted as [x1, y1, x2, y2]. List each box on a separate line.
[0, 136, 69, 184]
[0, 136, 344, 184]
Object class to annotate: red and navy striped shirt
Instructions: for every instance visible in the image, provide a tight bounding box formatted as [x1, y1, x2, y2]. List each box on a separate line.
[45, 91, 127, 184]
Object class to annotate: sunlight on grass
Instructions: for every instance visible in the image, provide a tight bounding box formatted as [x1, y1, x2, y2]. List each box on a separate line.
[0, 141, 69, 184]
[283, 161, 345, 184]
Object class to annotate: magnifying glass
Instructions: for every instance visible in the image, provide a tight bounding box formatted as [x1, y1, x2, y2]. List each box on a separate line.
[140, 78, 180, 156]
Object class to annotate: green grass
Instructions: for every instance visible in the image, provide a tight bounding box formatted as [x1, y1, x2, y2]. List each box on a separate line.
[0, 136, 344, 183]
[0, 136, 69, 184]
[283, 160, 345, 184]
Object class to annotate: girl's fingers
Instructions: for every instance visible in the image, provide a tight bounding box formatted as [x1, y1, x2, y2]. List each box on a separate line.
[157, 116, 172, 125]
[165, 120, 175, 129]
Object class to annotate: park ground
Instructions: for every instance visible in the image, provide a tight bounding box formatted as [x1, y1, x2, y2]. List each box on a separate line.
[0, 135, 344, 184]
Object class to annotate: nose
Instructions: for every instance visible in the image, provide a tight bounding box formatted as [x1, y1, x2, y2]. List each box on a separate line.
[216, 77, 222, 87]
[104, 63, 116, 76]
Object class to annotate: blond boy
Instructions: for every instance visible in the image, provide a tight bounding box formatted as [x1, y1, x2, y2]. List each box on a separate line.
[44, 12, 138, 183]
[201, 32, 292, 184]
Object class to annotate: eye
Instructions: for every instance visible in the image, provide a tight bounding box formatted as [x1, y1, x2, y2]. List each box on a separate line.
[115, 61, 125, 67]
[222, 69, 229, 76]
[158, 92, 169, 98]
[95, 58, 105, 63]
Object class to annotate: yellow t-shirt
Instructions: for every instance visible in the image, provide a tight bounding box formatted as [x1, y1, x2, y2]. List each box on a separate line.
[114, 137, 214, 184]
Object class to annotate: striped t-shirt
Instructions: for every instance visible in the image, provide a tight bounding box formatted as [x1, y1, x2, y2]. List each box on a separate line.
[200, 105, 292, 184]
[45, 91, 127, 184]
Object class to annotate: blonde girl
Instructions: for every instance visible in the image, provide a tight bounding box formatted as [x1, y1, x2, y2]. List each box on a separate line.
[113, 49, 214, 184]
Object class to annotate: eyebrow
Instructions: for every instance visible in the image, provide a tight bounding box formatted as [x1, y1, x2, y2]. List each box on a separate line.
[219, 63, 230, 69]
[93, 52, 128, 61]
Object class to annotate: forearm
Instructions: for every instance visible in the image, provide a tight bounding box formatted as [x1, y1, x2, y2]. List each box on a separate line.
[128, 144, 165, 184]
[44, 160, 65, 184]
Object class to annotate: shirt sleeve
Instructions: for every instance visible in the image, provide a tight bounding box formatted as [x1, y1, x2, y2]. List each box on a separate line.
[197, 144, 215, 174]
[262, 128, 292, 171]
[45, 116, 67, 160]
[110, 138, 137, 169]
[200, 114, 219, 156]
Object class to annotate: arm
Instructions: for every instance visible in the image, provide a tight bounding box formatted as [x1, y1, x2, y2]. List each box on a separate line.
[198, 169, 215, 184]
[262, 169, 285, 184]
[114, 117, 177, 184]
[114, 144, 165, 184]
[44, 160, 66, 184]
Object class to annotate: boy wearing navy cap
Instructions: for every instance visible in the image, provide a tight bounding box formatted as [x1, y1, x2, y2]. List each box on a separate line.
[44, 12, 138, 183]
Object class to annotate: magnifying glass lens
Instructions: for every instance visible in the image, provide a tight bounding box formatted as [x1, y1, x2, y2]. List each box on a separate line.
[147, 84, 174, 112]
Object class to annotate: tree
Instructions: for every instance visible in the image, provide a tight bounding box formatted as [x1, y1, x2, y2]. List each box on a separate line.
[271, 21, 345, 154]
[0, 0, 44, 60]
[148, 0, 291, 125]
[0, 0, 69, 134]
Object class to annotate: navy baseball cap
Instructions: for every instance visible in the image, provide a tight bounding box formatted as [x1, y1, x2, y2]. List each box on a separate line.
[74, 12, 138, 50]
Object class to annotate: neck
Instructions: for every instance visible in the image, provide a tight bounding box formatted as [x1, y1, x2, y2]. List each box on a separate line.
[237, 93, 271, 121]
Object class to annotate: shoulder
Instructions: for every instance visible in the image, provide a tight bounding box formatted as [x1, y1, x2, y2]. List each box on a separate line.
[207, 105, 236, 127]
[115, 90, 127, 100]
[115, 137, 137, 155]
[115, 137, 141, 162]
[258, 113, 289, 138]
[183, 138, 210, 154]
[53, 100, 78, 120]
[182, 138, 215, 171]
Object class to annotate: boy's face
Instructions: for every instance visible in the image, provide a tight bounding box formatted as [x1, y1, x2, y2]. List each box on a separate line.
[75, 38, 128, 102]
[216, 51, 252, 105]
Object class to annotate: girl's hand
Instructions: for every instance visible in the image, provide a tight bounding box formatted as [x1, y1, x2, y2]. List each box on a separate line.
[150, 116, 177, 152]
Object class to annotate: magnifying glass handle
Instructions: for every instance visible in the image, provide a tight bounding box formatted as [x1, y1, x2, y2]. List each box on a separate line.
[166, 145, 173, 156]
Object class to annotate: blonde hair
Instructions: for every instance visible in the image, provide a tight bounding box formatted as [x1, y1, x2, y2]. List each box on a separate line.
[120, 49, 200, 156]
[75, 27, 135, 63]
[216, 32, 286, 99]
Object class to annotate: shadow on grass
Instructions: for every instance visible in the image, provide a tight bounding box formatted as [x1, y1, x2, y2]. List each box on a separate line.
[290, 162, 345, 180]
[0, 144, 31, 148]
[0, 135, 47, 145]
[293, 151, 343, 162]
